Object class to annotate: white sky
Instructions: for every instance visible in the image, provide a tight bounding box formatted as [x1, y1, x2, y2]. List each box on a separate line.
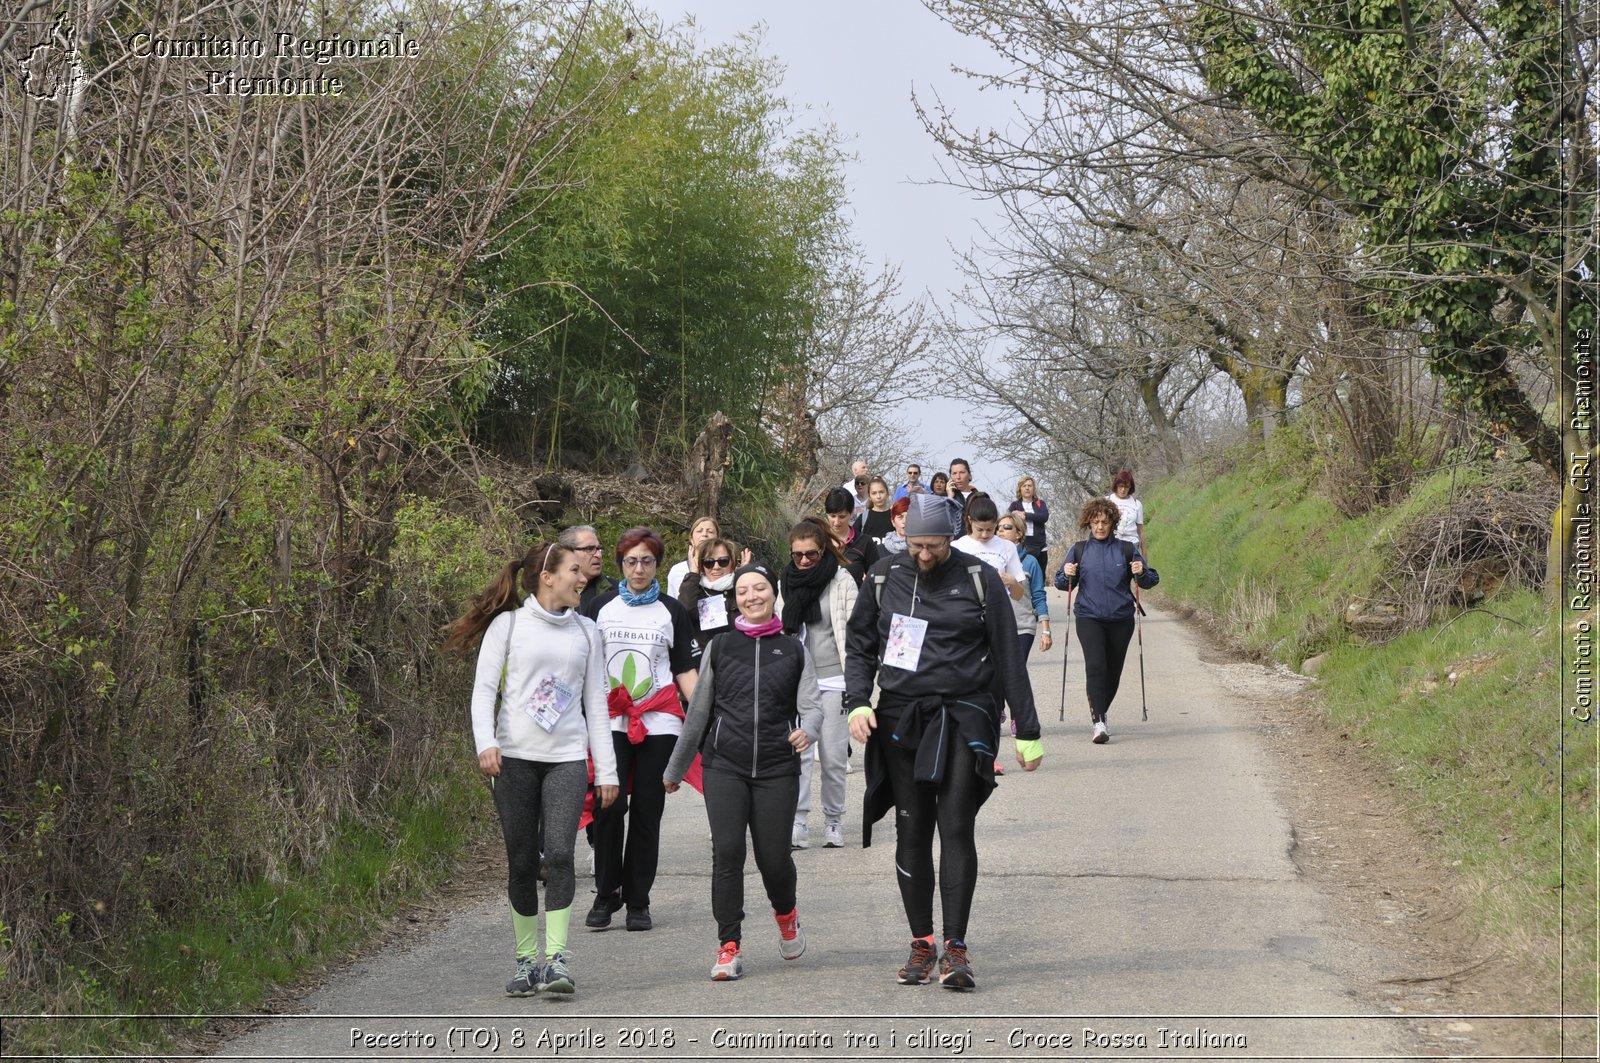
[633, 0, 1032, 499]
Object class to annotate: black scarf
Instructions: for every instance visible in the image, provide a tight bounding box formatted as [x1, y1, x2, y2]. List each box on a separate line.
[779, 550, 840, 634]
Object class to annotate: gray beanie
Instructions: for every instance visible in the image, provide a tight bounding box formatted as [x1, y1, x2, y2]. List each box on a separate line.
[903, 494, 960, 538]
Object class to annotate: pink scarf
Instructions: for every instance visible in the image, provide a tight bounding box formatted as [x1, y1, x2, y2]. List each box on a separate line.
[734, 615, 783, 639]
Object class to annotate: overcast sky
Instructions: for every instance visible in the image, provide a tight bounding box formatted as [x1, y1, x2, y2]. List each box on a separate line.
[634, 0, 1034, 499]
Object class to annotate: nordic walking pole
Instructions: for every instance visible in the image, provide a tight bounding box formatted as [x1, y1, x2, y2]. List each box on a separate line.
[1058, 585, 1073, 722]
[1134, 580, 1148, 721]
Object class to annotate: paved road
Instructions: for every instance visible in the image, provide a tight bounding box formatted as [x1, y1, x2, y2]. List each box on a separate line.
[216, 593, 1438, 1062]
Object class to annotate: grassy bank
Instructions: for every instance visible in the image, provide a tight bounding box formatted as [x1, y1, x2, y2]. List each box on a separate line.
[6, 749, 491, 1057]
[1144, 443, 1595, 1025]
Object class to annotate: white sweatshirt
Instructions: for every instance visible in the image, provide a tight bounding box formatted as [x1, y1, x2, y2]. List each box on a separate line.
[470, 597, 620, 786]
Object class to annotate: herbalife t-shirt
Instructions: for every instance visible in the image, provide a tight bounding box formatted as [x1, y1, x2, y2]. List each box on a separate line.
[582, 591, 699, 738]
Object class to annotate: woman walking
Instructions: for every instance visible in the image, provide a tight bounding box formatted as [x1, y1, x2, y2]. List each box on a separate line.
[1106, 470, 1148, 561]
[777, 522, 858, 850]
[1007, 477, 1051, 569]
[824, 487, 879, 583]
[582, 527, 700, 931]
[1054, 498, 1158, 744]
[677, 536, 741, 645]
[444, 542, 620, 997]
[859, 476, 895, 547]
[665, 564, 823, 981]
[996, 513, 1052, 662]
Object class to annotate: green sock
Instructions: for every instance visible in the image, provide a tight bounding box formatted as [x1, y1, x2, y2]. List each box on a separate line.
[511, 907, 540, 960]
[545, 906, 572, 957]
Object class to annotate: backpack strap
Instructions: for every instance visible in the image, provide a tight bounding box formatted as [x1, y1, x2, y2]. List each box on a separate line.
[966, 563, 987, 619]
[873, 555, 987, 616]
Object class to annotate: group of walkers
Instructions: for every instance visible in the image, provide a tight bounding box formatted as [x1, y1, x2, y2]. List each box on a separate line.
[443, 459, 1153, 996]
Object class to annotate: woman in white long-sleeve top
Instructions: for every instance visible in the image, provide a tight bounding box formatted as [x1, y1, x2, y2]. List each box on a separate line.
[665, 564, 822, 982]
[443, 542, 620, 998]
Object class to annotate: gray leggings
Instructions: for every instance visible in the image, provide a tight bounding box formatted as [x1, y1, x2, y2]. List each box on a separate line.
[492, 757, 589, 916]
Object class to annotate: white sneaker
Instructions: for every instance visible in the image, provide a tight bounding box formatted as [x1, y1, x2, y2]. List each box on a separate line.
[1092, 720, 1109, 744]
[822, 820, 843, 848]
[791, 822, 809, 850]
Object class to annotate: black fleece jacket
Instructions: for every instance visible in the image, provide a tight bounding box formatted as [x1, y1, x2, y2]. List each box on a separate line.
[844, 547, 1040, 741]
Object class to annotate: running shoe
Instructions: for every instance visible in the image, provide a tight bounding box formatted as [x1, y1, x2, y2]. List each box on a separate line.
[538, 951, 574, 994]
[774, 907, 806, 960]
[1092, 720, 1109, 744]
[711, 941, 744, 981]
[585, 892, 622, 929]
[625, 905, 652, 931]
[897, 938, 937, 985]
[791, 822, 809, 850]
[822, 820, 843, 848]
[505, 955, 539, 997]
[938, 940, 976, 991]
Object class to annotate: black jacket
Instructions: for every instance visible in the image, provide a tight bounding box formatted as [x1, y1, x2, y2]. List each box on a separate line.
[845, 548, 1040, 741]
[664, 629, 824, 782]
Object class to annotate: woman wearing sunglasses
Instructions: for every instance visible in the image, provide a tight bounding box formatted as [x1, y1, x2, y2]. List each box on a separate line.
[581, 527, 700, 932]
[677, 537, 741, 644]
[776, 521, 858, 850]
[996, 514, 1052, 662]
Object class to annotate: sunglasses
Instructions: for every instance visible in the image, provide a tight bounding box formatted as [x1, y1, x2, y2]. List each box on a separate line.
[997, 523, 1018, 532]
[703, 556, 733, 569]
[790, 549, 822, 563]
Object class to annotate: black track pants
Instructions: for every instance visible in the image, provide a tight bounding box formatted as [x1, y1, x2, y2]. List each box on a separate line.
[881, 725, 982, 942]
[1075, 615, 1136, 721]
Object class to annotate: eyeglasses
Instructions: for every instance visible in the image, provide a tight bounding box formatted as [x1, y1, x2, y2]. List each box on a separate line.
[790, 549, 821, 563]
[572, 545, 603, 555]
[703, 556, 733, 569]
[622, 556, 659, 569]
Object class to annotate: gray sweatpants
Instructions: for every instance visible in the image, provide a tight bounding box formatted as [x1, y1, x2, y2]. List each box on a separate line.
[794, 689, 847, 824]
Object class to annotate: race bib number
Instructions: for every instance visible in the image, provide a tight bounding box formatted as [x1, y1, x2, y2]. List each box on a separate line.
[524, 674, 578, 732]
[697, 593, 729, 631]
[883, 613, 929, 672]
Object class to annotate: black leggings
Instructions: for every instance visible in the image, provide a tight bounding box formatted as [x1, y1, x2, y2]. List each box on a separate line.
[591, 731, 676, 907]
[703, 767, 800, 945]
[881, 725, 982, 942]
[1075, 615, 1136, 721]
[492, 757, 590, 916]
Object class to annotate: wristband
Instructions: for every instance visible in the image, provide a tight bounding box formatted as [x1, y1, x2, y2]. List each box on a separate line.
[848, 705, 874, 721]
[1014, 738, 1044, 762]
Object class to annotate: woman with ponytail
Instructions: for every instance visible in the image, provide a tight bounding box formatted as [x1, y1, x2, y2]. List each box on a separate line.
[580, 527, 700, 933]
[443, 543, 620, 998]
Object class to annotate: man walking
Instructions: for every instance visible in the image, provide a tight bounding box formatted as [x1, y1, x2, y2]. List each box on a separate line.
[893, 464, 924, 502]
[845, 494, 1043, 992]
[561, 525, 613, 610]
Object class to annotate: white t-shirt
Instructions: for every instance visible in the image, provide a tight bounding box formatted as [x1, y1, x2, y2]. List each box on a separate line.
[951, 534, 1027, 584]
[585, 591, 699, 737]
[1108, 494, 1145, 543]
[665, 559, 691, 598]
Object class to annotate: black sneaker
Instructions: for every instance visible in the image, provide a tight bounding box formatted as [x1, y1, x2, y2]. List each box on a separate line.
[625, 905, 652, 931]
[938, 939, 975, 990]
[505, 955, 539, 996]
[585, 892, 622, 929]
[897, 938, 937, 985]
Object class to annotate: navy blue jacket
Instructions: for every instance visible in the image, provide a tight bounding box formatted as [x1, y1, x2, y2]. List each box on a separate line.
[1054, 536, 1158, 621]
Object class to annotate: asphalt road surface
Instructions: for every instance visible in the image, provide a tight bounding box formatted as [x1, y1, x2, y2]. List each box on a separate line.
[214, 592, 1456, 1062]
